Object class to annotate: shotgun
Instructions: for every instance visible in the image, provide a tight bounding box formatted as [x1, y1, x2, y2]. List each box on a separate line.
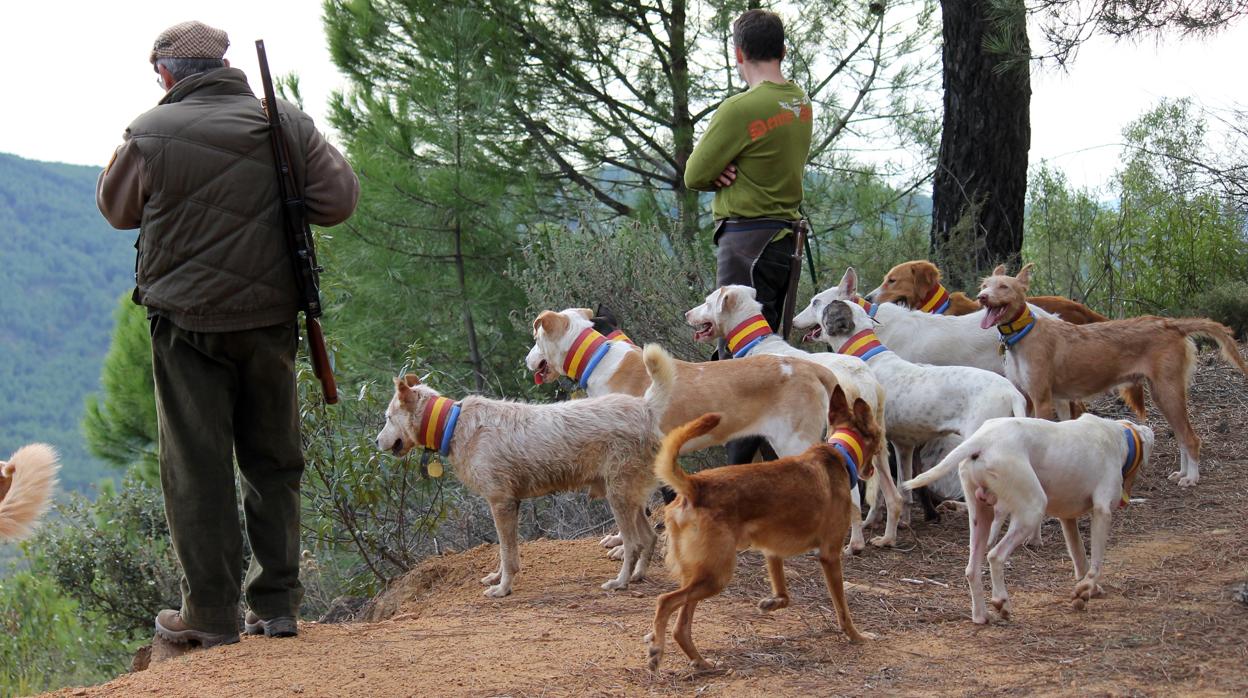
[255, 39, 338, 404]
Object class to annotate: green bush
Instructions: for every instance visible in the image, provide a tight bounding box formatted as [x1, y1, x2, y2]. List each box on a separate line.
[0, 572, 122, 695]
[1191, 281, 1248, 339]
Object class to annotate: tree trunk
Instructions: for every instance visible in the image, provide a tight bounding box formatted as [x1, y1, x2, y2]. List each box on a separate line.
[931, 0, 1031, 288]
[669, 0, 700, 243]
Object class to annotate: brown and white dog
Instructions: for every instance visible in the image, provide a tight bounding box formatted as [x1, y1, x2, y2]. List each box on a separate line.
[0, 443, 60, 541]
[978, 263, 1247, 487]
[526, 309, 847, 458]
[645, 384, 879, 672]
[868, 259, 1109, 324]
[868, 259, 1146, 415]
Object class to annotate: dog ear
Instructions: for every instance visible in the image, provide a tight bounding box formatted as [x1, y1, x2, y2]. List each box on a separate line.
[572, 308, 594, 320]
[716, 286, 737, 314]
[827, 384, 850, 424]
[403, 373, 420, 387]
[534, 310, 569, 338]
[852, 397, 873, 428]
[820, 301, 855, 337]
[914, 261, 939, 292]
[991, 264, 1008, 276]
[1016, 263, 1034, 289]
[839, 267, 857, 296]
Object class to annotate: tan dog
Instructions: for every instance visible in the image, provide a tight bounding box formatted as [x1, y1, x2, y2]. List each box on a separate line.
[526, 309, 847, 458]
[871, 260, 1145, 417]
[645, 385, 879, 672]
[0, 443, 60, 541]
[978, 264, 1247, 487]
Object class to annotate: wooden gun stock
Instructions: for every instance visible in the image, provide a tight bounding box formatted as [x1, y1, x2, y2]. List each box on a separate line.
[306, 317, 338, 404]
[780, 220, 808, 342]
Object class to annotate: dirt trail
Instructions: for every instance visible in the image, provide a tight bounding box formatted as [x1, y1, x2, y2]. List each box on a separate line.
[46, 355, 1248, 697]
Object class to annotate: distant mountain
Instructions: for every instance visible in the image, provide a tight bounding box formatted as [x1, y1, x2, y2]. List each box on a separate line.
[0, 153, 135, 491]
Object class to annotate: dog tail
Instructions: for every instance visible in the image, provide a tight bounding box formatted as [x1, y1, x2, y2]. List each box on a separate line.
[0, 443, 60, 541]
[654, 414, 722, 503]
[1165, 318, 1248, 376]
[642, 343, 677, 418]
[902, 438, 978, 492]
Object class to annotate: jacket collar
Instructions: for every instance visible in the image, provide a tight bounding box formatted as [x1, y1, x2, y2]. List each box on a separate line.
[160, 67, 255, 106]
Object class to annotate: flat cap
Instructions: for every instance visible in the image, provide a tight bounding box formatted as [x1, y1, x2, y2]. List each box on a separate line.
[150, 21, 229, 64]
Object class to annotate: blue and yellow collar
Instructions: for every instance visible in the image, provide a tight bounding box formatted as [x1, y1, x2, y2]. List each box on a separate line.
[997, 304, 1036, 348]
[1119, 422, 1145, 508]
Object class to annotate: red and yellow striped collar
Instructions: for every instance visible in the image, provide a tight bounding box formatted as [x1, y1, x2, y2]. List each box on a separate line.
[562, 327, 612, 386]
[917, 283, 952, 314]
[605, 329, 635, 345]
[836, 328, 888, 361]
[418, 395, 461, 458]
[827, 428, 866, 488]
[726, 314, 773, 358]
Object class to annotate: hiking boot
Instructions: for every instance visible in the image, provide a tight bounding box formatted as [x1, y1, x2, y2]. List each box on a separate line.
[154, 609, 239, 648]
[244, 610, 299, 638]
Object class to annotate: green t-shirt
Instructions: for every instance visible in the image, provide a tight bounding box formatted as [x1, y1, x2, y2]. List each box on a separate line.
[684, 81, 813, 221]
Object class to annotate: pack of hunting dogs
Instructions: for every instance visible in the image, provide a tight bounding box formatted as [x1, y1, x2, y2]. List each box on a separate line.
[5, 259, 1246, 672]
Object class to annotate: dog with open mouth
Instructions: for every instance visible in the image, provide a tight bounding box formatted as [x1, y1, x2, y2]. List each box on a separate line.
[978, 263, 1246, 487]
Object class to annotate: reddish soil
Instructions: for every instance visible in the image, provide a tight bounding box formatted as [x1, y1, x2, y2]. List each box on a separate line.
[45, 351, 1248, 697]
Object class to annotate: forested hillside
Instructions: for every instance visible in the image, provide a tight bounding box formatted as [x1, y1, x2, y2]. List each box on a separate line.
[0, 152, 135, 492]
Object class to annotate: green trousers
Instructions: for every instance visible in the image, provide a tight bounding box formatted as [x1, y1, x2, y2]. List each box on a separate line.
[150, 316, 305, 634]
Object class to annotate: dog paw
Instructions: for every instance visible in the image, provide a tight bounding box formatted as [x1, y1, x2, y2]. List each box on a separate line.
[843, 541, 865, 556]
[851, 631, 878, 643]
[643, 631, 654, 643]
[480, 572, 502, 586]
[602, 578, 629, 591]
[647, 648, 662, 672]
[1168, 470, 1183, 482]
[607, 546, 625, 561]
[757, 596, 790, 612]
[484, 584, 512, 598]
[972, 613, 990, 625]
[691, 659, 714, 671]
[1178, 475, 1199, 487]
[600, 533, 623, 548]
[629, 570, 647, 583]
[989, 597, 1011, 619]
[869, 535, 896, 548]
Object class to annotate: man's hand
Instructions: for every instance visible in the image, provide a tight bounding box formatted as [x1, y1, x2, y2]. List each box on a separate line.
[714, 163, 737, 189]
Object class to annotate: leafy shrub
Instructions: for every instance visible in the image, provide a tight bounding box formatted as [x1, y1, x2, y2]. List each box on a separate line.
[29, 475, 180, 640]
[1191, 281, 1248, 339]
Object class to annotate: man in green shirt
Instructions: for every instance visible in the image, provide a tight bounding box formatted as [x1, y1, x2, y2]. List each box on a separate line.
[685, 9, 812, 463]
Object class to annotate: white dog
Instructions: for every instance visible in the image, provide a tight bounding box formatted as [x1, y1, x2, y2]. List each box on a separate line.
[375, 366, 669, 598]
[794, 267, 1057, 376]
[811, 300, 1027, 519]
[684, 285, 902, 551]
[904, 414, 1155, 624]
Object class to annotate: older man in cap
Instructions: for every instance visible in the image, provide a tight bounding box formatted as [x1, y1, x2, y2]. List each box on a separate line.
[98, 20, 359, 648]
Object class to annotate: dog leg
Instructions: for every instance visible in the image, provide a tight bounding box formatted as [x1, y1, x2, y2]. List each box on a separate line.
[871, 451, 903, 548]
[603, 494, 638, 591]
[758, 555, 791, 611]
[648, 576, 719, 672]
[629, 506, 656, 582]
[673, 599, 713, 670]
[896, 443, 915, 529]
[817, 543, 875, 642]
[964, 483, 994, 625]
[986, 513, 1040, 621]
[862, 476, 883, 528]
[1073, 507, 1111, 610]
[484, 498, 521, 597]
[846, 487, 866, 556]
[1152, 378, 1201, 487]
[1059, 518, 1088, 582]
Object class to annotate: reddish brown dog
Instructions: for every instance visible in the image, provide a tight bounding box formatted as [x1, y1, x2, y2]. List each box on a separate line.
[978, 263, 1247, 488]
[645, 385, 879, 672]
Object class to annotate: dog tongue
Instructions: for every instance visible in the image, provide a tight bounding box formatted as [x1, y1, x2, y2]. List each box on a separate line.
[981, 306, 1002, 330]
[534, 371, 545, 385]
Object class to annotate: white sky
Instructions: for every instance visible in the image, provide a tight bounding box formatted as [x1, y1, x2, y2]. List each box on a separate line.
[0, 1, 1244, 192]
